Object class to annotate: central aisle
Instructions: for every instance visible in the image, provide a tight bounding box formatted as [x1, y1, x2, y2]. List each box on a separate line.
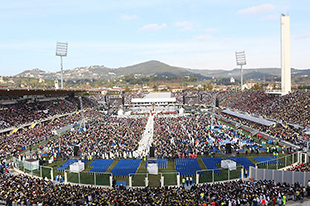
[134, 114, 154, 158]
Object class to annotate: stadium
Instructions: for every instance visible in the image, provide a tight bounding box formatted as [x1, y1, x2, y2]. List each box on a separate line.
[0, 88, 309, 206]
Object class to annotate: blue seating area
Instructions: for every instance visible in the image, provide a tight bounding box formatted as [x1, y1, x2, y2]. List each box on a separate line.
[111, 159, 141, 176]
[89, 159, 114, 173]
[56, 159, 88, 171]
[253, 156, 282, 164]
[228, 157, 255, 170]
[145, 159, 167, 168]
[175, 158, 201, 176]
[201, 158, 222, 174]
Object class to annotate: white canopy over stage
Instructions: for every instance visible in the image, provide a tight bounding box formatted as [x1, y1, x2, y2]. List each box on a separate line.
[131, 92, 176, 104]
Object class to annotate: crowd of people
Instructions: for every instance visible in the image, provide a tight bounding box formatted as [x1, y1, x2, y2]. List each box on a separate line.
[0, 96, 96, 130]
[20, 109, 279, 162]
[0, 109, 101, 160]
[221, 112, 308, 149]
[42, 115, 147, 160]
[1, 90, 310, 205]
[287, 162, 310, 172]
[0, 171, 306, 205]
[153, 114, 258, 159]
[124, 92, 146, 105]
[221, 90, 310, 128]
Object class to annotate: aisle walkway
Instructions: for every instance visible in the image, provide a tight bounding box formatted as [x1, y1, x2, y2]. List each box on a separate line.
[133, 114, 154, 158]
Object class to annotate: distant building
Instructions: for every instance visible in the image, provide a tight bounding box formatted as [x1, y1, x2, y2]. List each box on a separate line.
[230, 77, 235, 83]
[158, 85, 168, 91]
[54, 79, 59, 89]
[8, 79, 15, 84]
[262, 82, 281, 90]
[243, 82, 257, 90]
[171, 88, 183, 92]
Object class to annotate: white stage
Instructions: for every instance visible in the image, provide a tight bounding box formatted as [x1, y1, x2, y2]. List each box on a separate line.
[147, 159, 158, 175]
[70, 160, 85, 173]
[221, 160, 236, 171]
[24, 159, 39, 171]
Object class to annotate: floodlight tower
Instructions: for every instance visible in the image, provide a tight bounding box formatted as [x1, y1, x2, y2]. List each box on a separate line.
[235, 51, 246, 91]
[281, 14, 291, 95]
[56, 42, 68, 89]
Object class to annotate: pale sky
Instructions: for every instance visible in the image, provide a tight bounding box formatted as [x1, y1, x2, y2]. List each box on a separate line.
[0, 0, 309, 76]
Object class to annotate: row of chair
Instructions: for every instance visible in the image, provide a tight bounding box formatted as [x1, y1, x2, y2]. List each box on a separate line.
[145, 159, 167, 168]
[89, 159, 114, 173]
[228, 157, 255, 170]
[253, 156, 282, 164]
[175, 158, 201, 176]
[111, 159, 141, 176]
[56, 159, 88, 171]
[201, 158, 222, 175]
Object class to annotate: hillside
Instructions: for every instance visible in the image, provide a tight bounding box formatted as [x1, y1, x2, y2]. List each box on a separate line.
[115, 60, 207, 80]
[15, 60, 208, 80]
[15, 60, 310, 81]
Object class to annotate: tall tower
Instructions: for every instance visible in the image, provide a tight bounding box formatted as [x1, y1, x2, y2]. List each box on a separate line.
[281, 14, 291, 95]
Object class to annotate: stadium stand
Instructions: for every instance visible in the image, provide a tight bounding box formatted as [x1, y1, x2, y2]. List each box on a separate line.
[2, 89, 310, 205]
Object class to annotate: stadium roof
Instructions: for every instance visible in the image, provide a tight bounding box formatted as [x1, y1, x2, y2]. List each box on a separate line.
[0, 88, 87, 97]
[222, 109, 275, 126]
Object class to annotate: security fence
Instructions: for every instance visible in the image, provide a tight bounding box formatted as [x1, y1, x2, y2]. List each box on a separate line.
[255, 152, 299, 170]
[249, 166, 310, 186]
[197, 166, 243, 184]
[162, 172, 178, 186]
[13, 158, 111, 186]
[12, 151, 304, 188]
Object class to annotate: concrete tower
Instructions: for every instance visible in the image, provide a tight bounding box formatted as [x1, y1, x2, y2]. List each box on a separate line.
[281, 14, 291, 95]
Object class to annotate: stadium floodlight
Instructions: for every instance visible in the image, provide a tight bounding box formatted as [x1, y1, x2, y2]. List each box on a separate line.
[56, 42, 68, 89]
[235, 51, 246, 91]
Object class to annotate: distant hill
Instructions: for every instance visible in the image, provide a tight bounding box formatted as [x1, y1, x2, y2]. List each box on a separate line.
[15, 60, 208, 80]
[189, 68, 281, 79]
[15, 60, 310, 81]
[115, 60, 207, 80]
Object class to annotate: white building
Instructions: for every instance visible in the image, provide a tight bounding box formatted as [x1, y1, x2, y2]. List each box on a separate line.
[281, 14, 291, 95]
[54, 79, 59, 89]
[230, 77, 235, 83]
